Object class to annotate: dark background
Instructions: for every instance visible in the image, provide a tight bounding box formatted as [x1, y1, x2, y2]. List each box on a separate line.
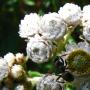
[0, 0, 90, 56]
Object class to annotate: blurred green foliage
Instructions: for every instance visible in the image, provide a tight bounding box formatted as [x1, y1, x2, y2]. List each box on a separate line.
[0, 0, 90, 56]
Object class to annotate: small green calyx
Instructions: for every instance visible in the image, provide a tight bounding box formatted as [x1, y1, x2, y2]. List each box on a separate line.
[67, 49, 90, 75]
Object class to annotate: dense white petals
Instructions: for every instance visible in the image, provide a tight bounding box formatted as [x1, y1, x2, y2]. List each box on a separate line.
[83, 5, 90, 12]
[40, 13, 67, 40]
[26, 35, 53, 63]
[65, 43, 78, 53]
[19, 13, 40, 38]
[4, 52, 16, 67]
[36, 75, 62, 90]
[0, 58, 9, 82]
[66, 42, 90, 54]
[82, 22, 90, 41]
[58, 3, 81, 26]
[82, 5, 90, 26]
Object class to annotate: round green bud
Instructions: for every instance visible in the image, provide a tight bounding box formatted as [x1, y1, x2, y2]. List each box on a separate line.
[67, 49, 90, 76]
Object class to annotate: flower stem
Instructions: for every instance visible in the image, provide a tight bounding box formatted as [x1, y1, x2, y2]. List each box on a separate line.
[64, 26, 75, 45]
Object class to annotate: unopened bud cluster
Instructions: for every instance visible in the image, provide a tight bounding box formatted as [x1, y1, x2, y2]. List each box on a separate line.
[0, 52, 32, 90]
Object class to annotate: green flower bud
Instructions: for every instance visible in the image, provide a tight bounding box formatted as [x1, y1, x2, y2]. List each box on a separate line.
[67, 49, 90, 76]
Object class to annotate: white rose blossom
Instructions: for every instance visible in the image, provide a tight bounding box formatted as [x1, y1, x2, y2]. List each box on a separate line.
[19, 13, 41, 38]
[0, 58, 9, 82]
[26, 34, 53, 63]
[4, 52, 16, 67]
[58, 3, 82, 27]
[40, 12, 67, 40]
[82, 5, 90, 26]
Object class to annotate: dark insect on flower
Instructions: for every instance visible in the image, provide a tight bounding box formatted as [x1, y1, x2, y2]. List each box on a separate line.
[54, 55, 66, 73]
[54, 55, 74, 82]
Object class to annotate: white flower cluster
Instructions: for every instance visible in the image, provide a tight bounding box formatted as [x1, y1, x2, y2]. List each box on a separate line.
[19, 12, 67, 40]
[18, 3, 90, 64]
[0, 52, 32, 89]
[58, 3, 90, 42]
[4, 52, 26, 67]
[3, 52, 27, 80]
[19, 8, 67, 63]
[0, 53, 26, 82]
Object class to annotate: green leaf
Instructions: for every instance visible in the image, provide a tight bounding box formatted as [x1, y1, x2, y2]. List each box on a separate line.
[28, 70, 43, 77]
[24, 0, 35, 6]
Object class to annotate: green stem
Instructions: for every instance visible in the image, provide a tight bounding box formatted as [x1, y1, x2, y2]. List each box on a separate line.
[28, 70, 43, 77]
[64, 26, 75, 45]
[64, 31, 72, 45]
